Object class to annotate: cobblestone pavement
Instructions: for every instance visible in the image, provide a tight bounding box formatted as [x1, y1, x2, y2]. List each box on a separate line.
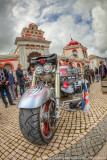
[50, 114, 107, 160]
[0, 82, 107, 160]
[93, 142, 107, 160]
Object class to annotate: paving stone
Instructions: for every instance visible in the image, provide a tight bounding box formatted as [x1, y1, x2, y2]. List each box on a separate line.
[12, 157, 17, 160]
[65, 149, 71, 154]
[76, 143, 82, 148]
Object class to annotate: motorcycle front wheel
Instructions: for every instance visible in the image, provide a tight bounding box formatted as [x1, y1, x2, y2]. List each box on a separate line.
[19, 100, 56, 146]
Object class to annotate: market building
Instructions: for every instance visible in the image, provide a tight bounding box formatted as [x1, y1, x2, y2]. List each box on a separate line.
[61, 38, 89, 72]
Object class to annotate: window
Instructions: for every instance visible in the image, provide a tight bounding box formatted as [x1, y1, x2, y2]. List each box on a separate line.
[85, 53, 87, 58]
[83, 50, 87, 58]
[73, 50, 77, 57]
[83, 51, 86, 58]
[77, 63, 80, 68]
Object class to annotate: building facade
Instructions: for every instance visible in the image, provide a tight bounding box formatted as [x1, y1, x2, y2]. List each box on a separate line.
[0, 25, 90, 74]
[0, 54, 19, 74]
[61, 38, 89, 72]
[89, 55, 106, 70]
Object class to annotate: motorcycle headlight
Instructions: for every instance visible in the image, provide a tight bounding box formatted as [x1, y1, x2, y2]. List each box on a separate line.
[35, 65, 43, 74]
[43, 63, 53, 73]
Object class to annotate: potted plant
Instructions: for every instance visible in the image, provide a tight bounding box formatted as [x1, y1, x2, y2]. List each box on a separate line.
[101, 75, 107, 93]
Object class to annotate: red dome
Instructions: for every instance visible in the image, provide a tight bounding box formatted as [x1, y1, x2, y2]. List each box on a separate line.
[66, 38, 81, 46]
[28, 23, 38, 30]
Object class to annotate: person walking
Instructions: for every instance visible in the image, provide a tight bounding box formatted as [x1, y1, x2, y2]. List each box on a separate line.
[27, 63, 35, 76]
[84, 65, 91, 85]
[95, 67, 99, 82]
[14, 79, 18, 98]
[25, 64, 35, 89]
[0, 62, 16, 107]
[91, 69, 95, 83]
[7, 70, 16, 100]
[99, 61, 107, 81]
[16, 64, 25, 96]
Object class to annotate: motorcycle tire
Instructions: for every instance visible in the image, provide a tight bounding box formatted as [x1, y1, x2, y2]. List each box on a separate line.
[19, 101, 56, 146]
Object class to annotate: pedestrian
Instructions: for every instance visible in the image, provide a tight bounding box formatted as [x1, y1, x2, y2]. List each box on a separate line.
[16, 64, 25, 96]
[14, 79, 18, 98]
[95, 67, 99, 82]
[87, 69, 91, 84]
[0, 62, 16, 107]
[27, 63, 35, 76]
[25, 64, 35, 89]
[84, 65, 91, 85]
[91, 69, 95, 83]
[99, 61, 107, 81]
[7, 70, 16, 100]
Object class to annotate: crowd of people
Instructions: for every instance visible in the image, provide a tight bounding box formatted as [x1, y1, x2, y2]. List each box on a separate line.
[0, 62, 35, 110]
[85, 61, 107, 84]
[0, 63, 30, 110]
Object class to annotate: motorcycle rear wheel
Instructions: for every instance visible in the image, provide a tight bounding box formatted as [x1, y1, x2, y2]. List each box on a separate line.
[19, 100, 56, 146]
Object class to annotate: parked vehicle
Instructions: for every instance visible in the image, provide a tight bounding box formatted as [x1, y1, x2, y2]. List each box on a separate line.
[17, 54, 90, 146]
[60, 65, 90, 97]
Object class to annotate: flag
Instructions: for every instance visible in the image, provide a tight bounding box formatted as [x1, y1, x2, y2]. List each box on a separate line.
[81, 82, 90, 113]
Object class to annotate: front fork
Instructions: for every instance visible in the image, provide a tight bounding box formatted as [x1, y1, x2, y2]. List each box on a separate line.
[31, 71, 36, 87]
[31, 65, 60, 120]
[55, 60, 60, 119]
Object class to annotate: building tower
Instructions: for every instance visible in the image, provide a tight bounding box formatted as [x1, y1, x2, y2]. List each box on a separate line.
[63, 38, 89, 72]
[14, 23, 51, 72]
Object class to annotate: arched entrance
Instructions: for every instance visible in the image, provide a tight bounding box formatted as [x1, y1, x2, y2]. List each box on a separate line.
[77, 63, 81, 72]
[3, 62, 14, 71]
[4, 64, 12, 71]
[27, 52, 41, 64]
[77, 63, 81, 68]
[81, 63, 85, 73]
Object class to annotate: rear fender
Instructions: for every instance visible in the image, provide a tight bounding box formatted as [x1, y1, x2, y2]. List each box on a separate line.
[17, 86, 54, 109]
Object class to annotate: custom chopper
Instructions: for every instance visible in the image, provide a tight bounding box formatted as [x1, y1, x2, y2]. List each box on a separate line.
[17, 54, 89, 146]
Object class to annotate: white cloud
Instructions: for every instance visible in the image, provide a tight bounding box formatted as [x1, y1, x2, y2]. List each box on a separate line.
[40, 14, 92, 55]
[0, 0, 107, 58]
[73, 0, 95, 17]
[11, 0, 41, 34]
[92, 4, 107, 55]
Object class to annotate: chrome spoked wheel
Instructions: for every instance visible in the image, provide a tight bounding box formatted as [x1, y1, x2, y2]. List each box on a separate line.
[40, 100, 56, 139]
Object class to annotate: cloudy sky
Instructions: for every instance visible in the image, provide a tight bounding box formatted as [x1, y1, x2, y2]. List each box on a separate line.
[0, 0, 107, 57]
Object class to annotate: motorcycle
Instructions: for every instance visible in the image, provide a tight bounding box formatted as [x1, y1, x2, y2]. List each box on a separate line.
[17, 53, 89, 146]
[60, 64, 90, 97]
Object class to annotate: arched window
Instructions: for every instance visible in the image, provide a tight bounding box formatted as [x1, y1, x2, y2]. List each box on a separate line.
[77, 63, 81, 68]
[69, 62, 73, 68]
[73, 50, 77, 57]
[85, 53, 87, 58]
[83, 50, 87, 58]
